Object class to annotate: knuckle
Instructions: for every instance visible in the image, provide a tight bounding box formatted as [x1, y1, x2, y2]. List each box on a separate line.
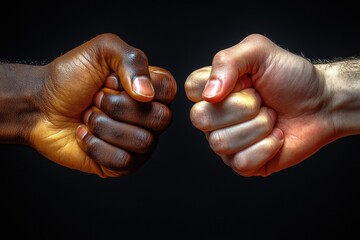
[98, 32, 120, 43]
[156, 75, 177, 103]
[120, 153, 133, 170]
[233, 153, 254, 175]
[166, 77, 177, 101]
[230, 92, 259, 117]
[82, 133, 134, 172]
[134, 130, 155, 153]
[184, 78, 193, 94]
[84, 135, 101, 160]
[256, 113, 273, 134]
[244, 33, 264, 42]
[213, 49, 232, 65]
[100, 150, 133, 172]
[95, 33, 125, 51]
[263, 139, 278, 155]
[209, 130, 229, 155]
[89, 113, 107, 135]
[190, 102, 211, 131]
[104, 94, 127, 118]
[184, 67, 211, 101]
[126, 48, 147, 65]
[242, 33, 269, 46]
[184, 79, 201, 102]
[151, 104, 172, 131]
[110, 152, 133, 171]
[245, 94, 260, 113]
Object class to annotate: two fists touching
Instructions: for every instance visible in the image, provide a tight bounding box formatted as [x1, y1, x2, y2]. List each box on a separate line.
[19, 33, 351, 177]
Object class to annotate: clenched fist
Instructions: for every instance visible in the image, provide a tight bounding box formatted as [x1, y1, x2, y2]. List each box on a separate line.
[185, 34, 360, 177]
[0, 33, 177, 178]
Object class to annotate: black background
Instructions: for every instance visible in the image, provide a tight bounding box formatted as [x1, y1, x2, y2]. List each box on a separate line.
[1, 1, 359, 239]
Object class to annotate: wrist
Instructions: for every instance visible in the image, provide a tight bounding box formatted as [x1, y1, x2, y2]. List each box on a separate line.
[315, 58, 360, 138]
[0, 63, 45, 145]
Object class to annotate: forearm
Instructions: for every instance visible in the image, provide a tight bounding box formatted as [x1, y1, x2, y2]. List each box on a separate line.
[0, 63, 44, 144]
[315, 57, 360, 138]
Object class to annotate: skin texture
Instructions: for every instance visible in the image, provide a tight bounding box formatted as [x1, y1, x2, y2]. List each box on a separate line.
[0, 33, 177, 178]
[185, 33, 360, 177]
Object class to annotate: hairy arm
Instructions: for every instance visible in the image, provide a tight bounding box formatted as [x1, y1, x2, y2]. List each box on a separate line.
[314, 57, 360, 138]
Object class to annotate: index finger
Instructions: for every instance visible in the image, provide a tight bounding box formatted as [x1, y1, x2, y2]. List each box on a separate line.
[184, 66, 212, 102]
[149, 66, 177, 104]
[92, 33, 155, 102]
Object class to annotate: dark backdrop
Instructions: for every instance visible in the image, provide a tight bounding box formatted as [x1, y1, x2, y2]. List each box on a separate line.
[1, 1, 359, 239]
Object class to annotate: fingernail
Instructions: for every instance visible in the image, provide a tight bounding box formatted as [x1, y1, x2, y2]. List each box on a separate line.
[104, 74, 119, 89]
[202, 79, 222, 98]
[76, 125, 88, 140]
[272, 128, 284, 140]
[132, 76, 155, 98]
[152, 69, 166, 74]
[94, 91, 104, 108]
[83, 109, 92, 125]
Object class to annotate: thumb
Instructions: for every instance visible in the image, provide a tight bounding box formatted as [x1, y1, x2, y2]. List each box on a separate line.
[96, 33, 155, 102]
[202, 60, 240, 103]
[202, 34, 267, 103]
